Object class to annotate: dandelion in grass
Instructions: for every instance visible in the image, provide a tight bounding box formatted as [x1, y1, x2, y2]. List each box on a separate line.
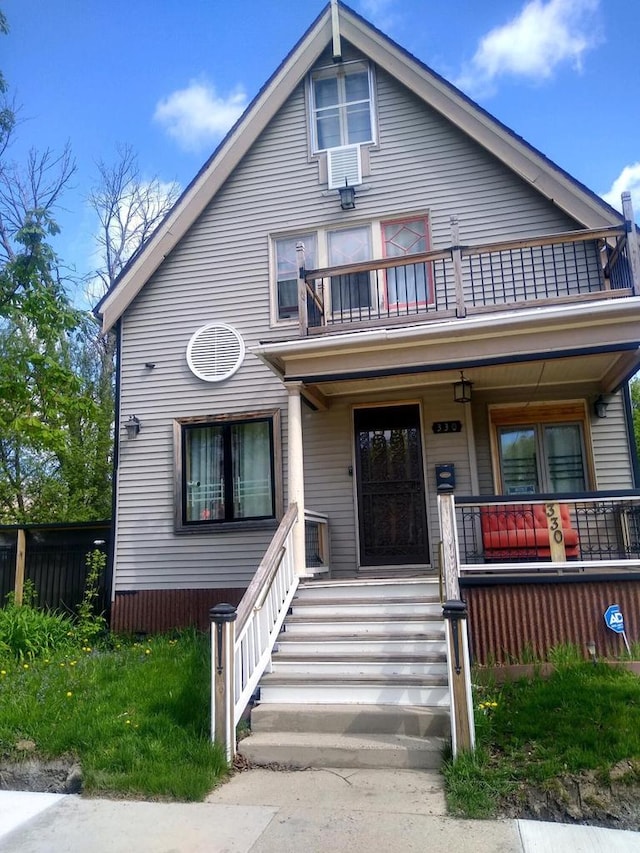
[145, 649, 151, 655]
[66, 692, 73, 698]
[70, 661, 77, 666]
[22, 663, 29, 670]
[1, 670, 6, 677]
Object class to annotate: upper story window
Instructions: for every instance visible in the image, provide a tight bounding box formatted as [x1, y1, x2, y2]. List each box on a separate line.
[311, 61, 374, 152]
[271, 215, 433, 325]
[275, 235, 317, 321]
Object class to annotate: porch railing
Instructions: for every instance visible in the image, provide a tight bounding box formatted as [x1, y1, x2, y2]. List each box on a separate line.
[456, 493, 640, 573]
[305, 509, 330, 570]
[232, 503, 299, 727]
[300, 224, 635, 334]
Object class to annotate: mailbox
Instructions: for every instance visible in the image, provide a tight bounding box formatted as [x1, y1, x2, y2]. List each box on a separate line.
[435, 463, 455, 491]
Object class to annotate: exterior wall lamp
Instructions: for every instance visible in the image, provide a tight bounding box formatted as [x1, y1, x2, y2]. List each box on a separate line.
[593, 395, 609, 419]
[124, 415, 141, 439]
[453, 371, 473, 404]
[338, 179, 356, 210]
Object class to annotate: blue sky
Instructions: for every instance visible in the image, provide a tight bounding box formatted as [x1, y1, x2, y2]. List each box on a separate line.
[3, 0, 640, 296]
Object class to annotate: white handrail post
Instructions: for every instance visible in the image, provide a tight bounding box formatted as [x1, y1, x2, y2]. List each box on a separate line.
[210, 603, 237, 764]
[287, 382, 307, 577]
[437, 489, 475, 756]
[622, 192, 640, 296]
[450, 215, 466, 319]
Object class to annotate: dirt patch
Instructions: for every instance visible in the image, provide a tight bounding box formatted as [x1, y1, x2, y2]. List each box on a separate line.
[502, 767, 640, 831]
[0, 756, 82, 794]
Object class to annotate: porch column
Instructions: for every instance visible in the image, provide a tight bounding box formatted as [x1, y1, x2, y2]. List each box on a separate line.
[287, 382, 307, 576]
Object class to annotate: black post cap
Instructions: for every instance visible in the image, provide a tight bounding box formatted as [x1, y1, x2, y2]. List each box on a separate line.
[442, 599, 467, 619]
[210, 603, 238, 623]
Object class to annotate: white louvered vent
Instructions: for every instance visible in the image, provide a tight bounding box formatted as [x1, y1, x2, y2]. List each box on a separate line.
[186, 323, 245, 383]
[327, 144, 362, 189]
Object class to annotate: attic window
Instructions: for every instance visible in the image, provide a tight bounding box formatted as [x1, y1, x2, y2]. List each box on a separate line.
[311, 61, 374, 152]
[186, 323, 245, 383]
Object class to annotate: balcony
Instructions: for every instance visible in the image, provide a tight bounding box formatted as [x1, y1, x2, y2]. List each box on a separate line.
[454, 493, 640, 576]
[299, 224, 637, 336]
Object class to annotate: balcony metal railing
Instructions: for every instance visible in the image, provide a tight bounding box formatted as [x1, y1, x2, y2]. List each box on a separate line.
[455, 493, 640, 574]
[299, 225, 635, 334]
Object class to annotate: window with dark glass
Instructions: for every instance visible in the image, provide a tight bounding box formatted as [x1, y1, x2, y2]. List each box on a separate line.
[182, 416, 275, 524]
[275, 235, 317, 320]
[311, 62, 374, 151]
[328, 225, 372, 313]
[499, 422, 587, 495]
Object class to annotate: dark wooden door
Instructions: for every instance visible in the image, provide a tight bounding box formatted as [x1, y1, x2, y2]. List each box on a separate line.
[354, 405, 429, 566]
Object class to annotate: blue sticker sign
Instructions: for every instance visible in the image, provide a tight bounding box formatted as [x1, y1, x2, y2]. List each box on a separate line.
[604, 604, 625, 634]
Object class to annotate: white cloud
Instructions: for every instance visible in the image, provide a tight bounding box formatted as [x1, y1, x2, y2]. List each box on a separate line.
[358, 0, 399, 32]
[601, 163, 640, 217]
[154, 80, 248, 152]
[456, 0, 600, 97]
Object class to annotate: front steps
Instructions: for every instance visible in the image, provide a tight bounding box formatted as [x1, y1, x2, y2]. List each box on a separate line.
[238, 578, 450, 770]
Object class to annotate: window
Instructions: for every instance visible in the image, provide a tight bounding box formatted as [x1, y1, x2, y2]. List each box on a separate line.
[275, 235, 317, 321]
[271, 215, 434, 324]
[491, 403, 590, 495]
[382, 217, 433, 308]
[311, 62, 374, 151]
[175, 412, 280, 529]
[328, 226, 372, 313]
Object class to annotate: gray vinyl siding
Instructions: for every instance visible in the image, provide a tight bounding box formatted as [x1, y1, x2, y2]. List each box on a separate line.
[591, 391, 634, 490]
[114, 47, 610, 592]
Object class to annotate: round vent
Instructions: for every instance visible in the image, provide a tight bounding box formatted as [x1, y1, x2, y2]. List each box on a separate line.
[186, 323, 245, 382]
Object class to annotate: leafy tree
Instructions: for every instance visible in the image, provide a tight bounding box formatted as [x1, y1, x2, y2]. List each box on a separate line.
[630, 378, 640, 460]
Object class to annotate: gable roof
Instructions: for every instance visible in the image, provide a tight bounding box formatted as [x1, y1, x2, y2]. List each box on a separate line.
[96, 1, 624, 333]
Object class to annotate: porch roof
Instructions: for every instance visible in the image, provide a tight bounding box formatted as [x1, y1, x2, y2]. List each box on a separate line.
[253, 297, 640, 406]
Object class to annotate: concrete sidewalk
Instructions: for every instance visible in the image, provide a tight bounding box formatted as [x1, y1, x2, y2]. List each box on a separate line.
[1, 768, 638, 852]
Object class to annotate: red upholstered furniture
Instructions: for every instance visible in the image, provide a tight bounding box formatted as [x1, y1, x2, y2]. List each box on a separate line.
[481, 503, 579, 560]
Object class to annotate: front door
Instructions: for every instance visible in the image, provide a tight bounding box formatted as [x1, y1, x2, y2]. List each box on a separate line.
[354, 404, 429, 566]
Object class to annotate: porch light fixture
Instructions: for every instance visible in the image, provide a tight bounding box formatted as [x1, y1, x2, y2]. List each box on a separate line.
[124, 415, 141, 439]
[338, 178, 356, 210]
[453, 371, 473, 404]
[593, 395, 609, 419]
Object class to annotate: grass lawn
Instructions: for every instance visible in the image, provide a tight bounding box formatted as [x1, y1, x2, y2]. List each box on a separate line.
[443, 661, 640, 818]
[0, 629, 228, 800]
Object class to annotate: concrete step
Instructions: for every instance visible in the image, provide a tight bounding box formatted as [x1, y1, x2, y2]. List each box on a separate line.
[258, 673, 450, 706]
[274, 636, 447, 655]
[297, 578, 439, 601]
[271, 656, 447, 677]
[250, 703, 450, 737]
[282, 616, 444, 636]
[290, 598, 443, 618]
[237, 730, 446, 769]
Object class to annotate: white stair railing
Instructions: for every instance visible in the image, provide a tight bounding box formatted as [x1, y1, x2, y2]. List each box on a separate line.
[211, 503, 299, 762]
[233, 503, 299, 727]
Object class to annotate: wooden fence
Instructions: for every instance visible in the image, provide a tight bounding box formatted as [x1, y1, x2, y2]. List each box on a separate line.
[0, 522, 111, 617]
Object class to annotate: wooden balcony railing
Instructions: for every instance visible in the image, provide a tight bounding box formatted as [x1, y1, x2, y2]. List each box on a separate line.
[455, 493, 640, 574]
[299, 223, 637, 335]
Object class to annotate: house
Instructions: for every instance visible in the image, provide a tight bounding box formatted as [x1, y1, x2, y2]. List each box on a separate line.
[97, 0, 640, 680]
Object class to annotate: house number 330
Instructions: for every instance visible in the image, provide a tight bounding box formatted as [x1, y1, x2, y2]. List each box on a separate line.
[545, 503, 564, 544]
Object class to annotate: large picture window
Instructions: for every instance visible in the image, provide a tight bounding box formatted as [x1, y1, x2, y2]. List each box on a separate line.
[311, 61, 374, 151]
[175, 412, 279, 529]
[490, 403, 591, 495]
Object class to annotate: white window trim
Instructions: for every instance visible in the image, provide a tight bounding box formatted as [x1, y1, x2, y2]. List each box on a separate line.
[309, 60, 377, 154]
[269, 211, 432, 328]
